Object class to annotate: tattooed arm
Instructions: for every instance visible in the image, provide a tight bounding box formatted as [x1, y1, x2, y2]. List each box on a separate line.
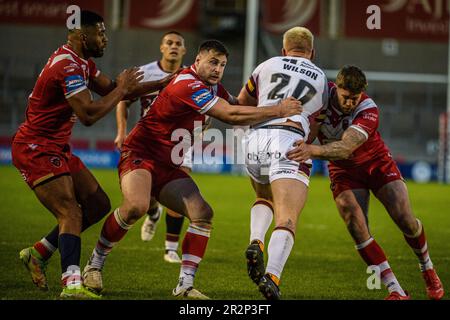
[287, 127, 367, 162]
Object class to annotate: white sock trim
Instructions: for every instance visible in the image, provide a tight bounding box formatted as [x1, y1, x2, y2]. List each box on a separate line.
[40, 237, 57, 252]
[355, 237, 374, 250]
[114, 208, 133, 230]
[404, 219, 422, 238]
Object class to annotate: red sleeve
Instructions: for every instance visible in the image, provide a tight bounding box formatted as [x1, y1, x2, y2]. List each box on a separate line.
[351, 107, 379, 138]
[172, 79, 219, 114]
[216, 83, 238, 105]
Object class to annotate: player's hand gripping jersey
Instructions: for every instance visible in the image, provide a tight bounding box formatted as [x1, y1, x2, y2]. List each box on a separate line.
[245, 56, 328, 137]
[318, 83, 390, 168]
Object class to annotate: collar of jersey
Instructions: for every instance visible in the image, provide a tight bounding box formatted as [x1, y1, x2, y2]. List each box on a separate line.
[62, 45, 89, 64]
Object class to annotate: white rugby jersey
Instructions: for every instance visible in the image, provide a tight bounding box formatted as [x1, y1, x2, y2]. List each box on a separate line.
[245, 56, 328, 138]
[137, 61, 172, 116]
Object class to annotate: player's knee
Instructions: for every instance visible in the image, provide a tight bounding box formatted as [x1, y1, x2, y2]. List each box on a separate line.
[396, 213, 417, 235]
[56, 194, 81, 218]
[80, 188, 111, 225]
[192, 202, 213, 224]
[201, 203, 214, 222]
[124, 202, 149, 224]
[93, 188, 111, 217]
[57, 201, 83, 226]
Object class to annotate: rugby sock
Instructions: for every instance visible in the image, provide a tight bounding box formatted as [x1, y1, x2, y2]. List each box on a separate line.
[265, 228, 294, 284]
[177, 224, 211, 289]
[147, 204, 161, 222]
[165, 211, 184, 253]
[88, 208, 132, 270]
[36, 210, 99, 260]
[34, 230, 58, 261]
[403, 219, 434, 272]
[356, 237, 406, 295]
[250, 199, 273, 251]
[59, 233, 82, 288]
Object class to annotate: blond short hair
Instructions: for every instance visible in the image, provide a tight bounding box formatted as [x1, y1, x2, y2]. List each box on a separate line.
[283, 27, 314, 54]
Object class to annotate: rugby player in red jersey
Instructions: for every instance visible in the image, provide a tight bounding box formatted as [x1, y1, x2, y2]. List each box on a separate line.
[12, 11, 168, 299]
[287, 65, 444, 300]
[82, 40, 302, 299]
[115, 31, 190, 264]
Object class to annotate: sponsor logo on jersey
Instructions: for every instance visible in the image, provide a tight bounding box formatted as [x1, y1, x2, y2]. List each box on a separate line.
[64, 74, 85, 93]
[362, 112, 378, 122]
[64, 63, 80, 73]
[273, 169, 296, 176]
[188, 81, 205, 90]
[191, 89, 213, 107]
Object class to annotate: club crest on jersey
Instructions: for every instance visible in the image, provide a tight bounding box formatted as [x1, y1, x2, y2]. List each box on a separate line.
[50, 156, 62, 168]
[64, 75, 85, 93]
[191, 89, 213, 107]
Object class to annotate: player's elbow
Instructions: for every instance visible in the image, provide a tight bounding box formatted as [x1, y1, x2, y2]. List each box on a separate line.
[340, 148, 354, 159]
[78, 115, 95, 127]
[226, 115, 241, 125]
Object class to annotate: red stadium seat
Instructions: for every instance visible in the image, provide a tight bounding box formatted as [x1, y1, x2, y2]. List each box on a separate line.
[95, 140, 116, 151]
[70, 139, 90, 150]
[0, 136, 12, 147]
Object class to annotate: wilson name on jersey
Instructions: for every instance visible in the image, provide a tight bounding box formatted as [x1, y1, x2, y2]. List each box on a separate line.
[245, 56, 328, 138]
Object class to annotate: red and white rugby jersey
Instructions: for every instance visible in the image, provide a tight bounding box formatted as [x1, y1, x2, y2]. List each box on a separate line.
[123, 65, 234, 166]
[245, 56, 328, 138]
[13, 45, 100, 146]
[318, 82, 390, 167]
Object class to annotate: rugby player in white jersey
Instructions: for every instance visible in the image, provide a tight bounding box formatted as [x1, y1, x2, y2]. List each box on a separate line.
[113, 31, 188, 264]
[237, 27, 328, 300]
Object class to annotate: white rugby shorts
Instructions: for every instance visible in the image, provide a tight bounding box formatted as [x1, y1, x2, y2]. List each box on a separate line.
[243, 126, 312, 186]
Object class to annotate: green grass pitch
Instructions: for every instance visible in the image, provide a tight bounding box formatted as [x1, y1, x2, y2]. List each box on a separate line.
[0, 165, 448, 300]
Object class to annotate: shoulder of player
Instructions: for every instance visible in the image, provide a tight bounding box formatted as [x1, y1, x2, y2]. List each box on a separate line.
[138, 60, 159, 72]
[354, 95, 378, 116]
[168, 72, 208, 97]
[350, 98, 379, 125]
[138, 60, 169, 80]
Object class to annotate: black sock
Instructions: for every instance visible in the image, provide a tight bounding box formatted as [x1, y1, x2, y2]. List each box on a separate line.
[44, 225, 60, 249]
[44, 213, 91, 250]
[148, 206, 161, 222]
[58, 233, 81, 273]
[166, 214, 184, 236]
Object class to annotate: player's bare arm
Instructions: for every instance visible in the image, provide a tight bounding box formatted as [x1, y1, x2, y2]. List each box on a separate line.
[287, 126, 367, 162]
[89, 72, 116, 96]
[237, 85, 258, 106]
[114, 100, 132, 149]
[206, 96, 301, 125]
[67, 67, 143, 126]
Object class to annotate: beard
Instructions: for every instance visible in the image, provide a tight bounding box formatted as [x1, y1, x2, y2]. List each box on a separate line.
[84, 41, 104, 58]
